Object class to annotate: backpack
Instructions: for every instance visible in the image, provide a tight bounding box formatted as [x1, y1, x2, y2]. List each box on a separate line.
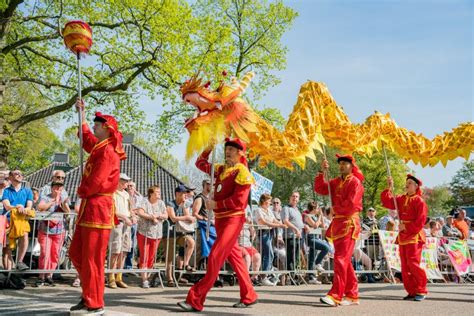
[0, 272, 26, 290]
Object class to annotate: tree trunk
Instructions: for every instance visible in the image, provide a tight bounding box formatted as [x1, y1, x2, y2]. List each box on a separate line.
[0, 114, 12, 170]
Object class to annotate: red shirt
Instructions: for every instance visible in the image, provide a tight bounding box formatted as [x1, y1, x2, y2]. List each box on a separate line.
[381, 189, 427, 245]
[76, 124, 120, 229]
[314, 173, 364, 240]
[196, 150, 254, 219]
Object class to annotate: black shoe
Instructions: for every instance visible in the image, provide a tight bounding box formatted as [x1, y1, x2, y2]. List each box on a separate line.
[45, 277, 55, 287]
[70, 298, 86, 311]
[233, 300, 257, 308]
[86, 307, 104, 315]
[403, 295, 416, 301]
[177, 301, 199, 312]
[35, 279, 45, 287]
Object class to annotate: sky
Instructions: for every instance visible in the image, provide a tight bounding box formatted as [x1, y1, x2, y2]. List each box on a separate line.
[57, 0, 473, 188]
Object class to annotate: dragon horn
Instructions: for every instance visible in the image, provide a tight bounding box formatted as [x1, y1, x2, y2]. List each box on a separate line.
[239, 71, 255, 92]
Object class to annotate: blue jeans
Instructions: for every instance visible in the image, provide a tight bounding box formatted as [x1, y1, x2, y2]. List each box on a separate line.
[307, 234, 330, 271]
[259, 230, 274, 271]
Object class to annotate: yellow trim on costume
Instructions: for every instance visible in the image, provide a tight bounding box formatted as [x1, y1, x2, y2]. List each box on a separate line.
[219, 163, 255, 185]
[78, 222, 113, 229]
[214, 210, 245, 219]
[327, 213, 359, 240]
[91, 137, 112, 153]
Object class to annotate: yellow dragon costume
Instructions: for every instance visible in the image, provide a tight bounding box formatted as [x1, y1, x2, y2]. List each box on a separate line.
[181, 72, 473, 169]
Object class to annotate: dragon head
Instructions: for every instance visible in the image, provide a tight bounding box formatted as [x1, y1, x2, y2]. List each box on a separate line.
[181, 72, 258, 160]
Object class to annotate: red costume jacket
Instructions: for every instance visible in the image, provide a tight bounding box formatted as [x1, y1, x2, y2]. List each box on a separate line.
[381, 189, 427, 245]
[76, 124, 121, 229]
[314, 173, 364, 240]
[196, 150, 254, 219]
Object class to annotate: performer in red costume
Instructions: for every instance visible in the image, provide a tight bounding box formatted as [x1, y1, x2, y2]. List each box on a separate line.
[178, 138, 258, 312]
[69, 99, 126, 314]
[381, 174, 428, 302]
[314, 154, 364, 307]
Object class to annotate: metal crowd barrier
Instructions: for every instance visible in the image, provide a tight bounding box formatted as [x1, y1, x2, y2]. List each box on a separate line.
[1, 212, 472, 288]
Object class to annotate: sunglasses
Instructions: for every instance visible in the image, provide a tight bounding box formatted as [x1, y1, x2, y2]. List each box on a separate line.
[54, 176, 65, 179]
[273, 202, 280, 205]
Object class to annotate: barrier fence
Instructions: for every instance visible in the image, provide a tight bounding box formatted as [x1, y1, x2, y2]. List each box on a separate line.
[0, 212, 473, 288]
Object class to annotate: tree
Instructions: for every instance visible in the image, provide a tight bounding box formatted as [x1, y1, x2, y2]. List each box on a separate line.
[155, 0, 297, 149]
[1, 0, 297, 170]
[424, 185, 452, 217]
[449, 159, 474, 206]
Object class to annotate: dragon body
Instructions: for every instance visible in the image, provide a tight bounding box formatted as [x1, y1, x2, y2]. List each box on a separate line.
[181, 72, 473, 169]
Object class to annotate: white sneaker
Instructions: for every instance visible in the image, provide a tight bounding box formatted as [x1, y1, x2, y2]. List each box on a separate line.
[315, 264, 325, 272]
[320, 295, 337, 307]
[142, 280, 150, 289]
[261, 278, 276, 286]
[72, 278, 81, 287]
[308, 278, 322, 285]
[340, 298, 360, 306]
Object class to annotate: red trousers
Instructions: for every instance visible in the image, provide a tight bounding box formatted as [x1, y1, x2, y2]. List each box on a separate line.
[137, 233, 160, 269]
[186, 216, 257, 311]
[69, 226, 111, 309]
[399, 242, 427, 296]
[328, 233, 358, 302]
[38, 231, 64, 276]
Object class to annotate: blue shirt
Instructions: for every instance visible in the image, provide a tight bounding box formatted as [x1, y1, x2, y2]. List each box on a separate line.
[2, 185, 33, 211]
[1, 184, 33, 217]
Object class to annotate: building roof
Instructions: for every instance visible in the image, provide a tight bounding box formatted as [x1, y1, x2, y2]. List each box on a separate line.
[25, 143, 187, 204]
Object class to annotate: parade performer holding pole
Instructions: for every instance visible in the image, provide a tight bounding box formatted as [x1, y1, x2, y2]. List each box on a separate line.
[178, 137, 258, 312]
[314, 154, 364, 307]
[381, 174, 428, 302]
[68, 100, 126, 314]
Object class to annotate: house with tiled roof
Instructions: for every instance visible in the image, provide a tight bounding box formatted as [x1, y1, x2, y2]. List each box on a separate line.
[25, 135, 188, 204]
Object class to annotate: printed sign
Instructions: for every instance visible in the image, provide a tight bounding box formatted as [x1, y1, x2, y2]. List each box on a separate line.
[250, 170, 273, 202]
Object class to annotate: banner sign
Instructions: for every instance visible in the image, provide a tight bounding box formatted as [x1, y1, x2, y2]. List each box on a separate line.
[250, 170, 273, 202]
[443, 239, 472, 276]
[378, 231, 443, 279]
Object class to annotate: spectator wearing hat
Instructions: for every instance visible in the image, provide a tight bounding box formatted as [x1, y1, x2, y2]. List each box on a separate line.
[124, 181, 142, 270]
[362, 207, 380, 261]
[108, 173, 136, 289]
[315, 154, 365, 306]
[1, 169, 33, 271]
[193, 179, 216, 266]
[179, 138, 257, 312]
[442, 215, 462, 238]
[165, 184, 196, 286]
[36, 180, 70, 286]
[381, 174, 428, 302]
[69, 100, 126, 314]
[453, 209, 469, 240]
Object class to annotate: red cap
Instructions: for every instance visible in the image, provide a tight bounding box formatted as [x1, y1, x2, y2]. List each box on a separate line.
[336, 154, 364, 182]
[94, 112, 126, 160]
[225, 137, 247, 166]
[407, 174, 423, 196]
[225, 137, 246, 151]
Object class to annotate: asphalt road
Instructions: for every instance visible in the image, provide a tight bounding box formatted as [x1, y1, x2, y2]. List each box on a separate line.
[0, 281, 472, 315]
